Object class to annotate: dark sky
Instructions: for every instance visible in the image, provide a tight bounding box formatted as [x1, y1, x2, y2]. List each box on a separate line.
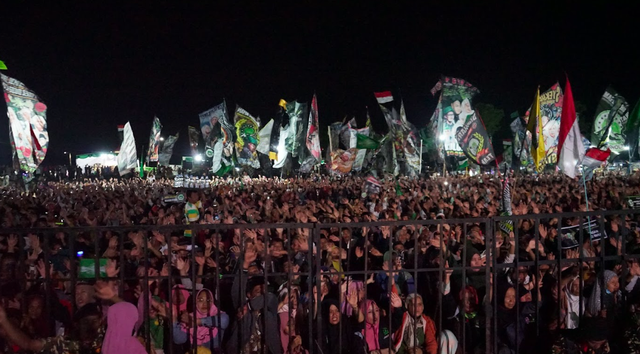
[1, 2, 638, 165]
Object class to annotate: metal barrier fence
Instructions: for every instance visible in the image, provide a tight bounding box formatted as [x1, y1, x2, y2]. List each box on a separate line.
[0, 209, 638, 353]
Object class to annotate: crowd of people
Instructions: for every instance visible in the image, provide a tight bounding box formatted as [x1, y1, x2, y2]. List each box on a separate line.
[1, 171, 640, 354]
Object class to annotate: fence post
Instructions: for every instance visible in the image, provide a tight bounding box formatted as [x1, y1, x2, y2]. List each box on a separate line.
[485, 217, 494, 354]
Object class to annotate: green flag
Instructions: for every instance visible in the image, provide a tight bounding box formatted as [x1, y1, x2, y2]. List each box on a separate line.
[215, 163, 232, 177]
[355, 133, 380, 149]
[0, 60, 7, 70]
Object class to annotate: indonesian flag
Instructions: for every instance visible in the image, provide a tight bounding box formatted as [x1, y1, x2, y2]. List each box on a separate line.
[374, 91, 394, 104]
[582, 148, 611, 181]
[557, 78, 584, 178]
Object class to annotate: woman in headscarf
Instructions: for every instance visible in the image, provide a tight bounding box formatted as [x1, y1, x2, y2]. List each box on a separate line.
[587, 269, 621, 351]
[359, 298, 398, 354]
[321, 295, 365, 354]
[495, 283, 520, 354]
[102, 301, 147, 354]
[587, 270, 620, 317]
[173, 288, 229, 351]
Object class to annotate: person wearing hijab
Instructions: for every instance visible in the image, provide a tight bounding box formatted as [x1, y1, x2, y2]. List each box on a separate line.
[102, 302, 147, 354]
[320, 297, 365, 354]
[173, 288, 228, 351]
[587, 270, 620, 317]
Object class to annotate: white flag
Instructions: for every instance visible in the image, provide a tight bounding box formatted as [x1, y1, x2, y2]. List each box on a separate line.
[117, 122, 138, 176]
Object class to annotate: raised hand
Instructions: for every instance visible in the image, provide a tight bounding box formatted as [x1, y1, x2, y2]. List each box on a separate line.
[105, 259, 120, 278]
[390, 292, 403, 308]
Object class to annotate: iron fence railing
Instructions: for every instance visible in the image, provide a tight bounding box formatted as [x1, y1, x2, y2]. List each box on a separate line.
[0, 210, 637, 354]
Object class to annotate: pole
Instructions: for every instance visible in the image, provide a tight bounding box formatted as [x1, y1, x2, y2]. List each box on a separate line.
[419, 139, 423, 175]
[581, 165, 594, 242]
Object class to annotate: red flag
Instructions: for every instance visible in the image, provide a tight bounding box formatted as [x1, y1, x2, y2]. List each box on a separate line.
[557, 77, 584, 178]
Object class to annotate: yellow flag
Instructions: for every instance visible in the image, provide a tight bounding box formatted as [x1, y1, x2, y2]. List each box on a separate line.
[529, 87, 545, 171]
[279, 99, 287, 109]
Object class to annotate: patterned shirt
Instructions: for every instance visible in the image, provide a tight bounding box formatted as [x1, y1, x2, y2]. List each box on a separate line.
[39, 326, 105, 354]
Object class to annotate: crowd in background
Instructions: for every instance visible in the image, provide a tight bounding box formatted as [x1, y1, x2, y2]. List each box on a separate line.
[1, 172, 640, 353]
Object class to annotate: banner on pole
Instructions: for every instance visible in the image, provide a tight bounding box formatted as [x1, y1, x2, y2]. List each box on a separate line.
[147, 116, 163, 162]
[117, 122, 138, 175]
[234, 106, 260, 168]
[1, 73, 49, 172]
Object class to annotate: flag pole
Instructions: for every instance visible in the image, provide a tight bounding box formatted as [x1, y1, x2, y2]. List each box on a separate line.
[581, 165, 594, 241]
[419, 140, 423, 175]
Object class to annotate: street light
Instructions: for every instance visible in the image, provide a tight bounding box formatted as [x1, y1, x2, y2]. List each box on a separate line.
[160, 137, 165, 142]
[194, 154, 203, 162]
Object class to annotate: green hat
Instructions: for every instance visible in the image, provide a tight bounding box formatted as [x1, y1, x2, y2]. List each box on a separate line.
[443, 106, 454, 115]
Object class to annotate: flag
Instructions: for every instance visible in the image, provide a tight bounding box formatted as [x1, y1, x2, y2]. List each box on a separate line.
[285, 101, 307, 157]
[199, 102, 227, 158]
[158, 133, 178, 166]
[330, 148, 357, 174]
[454, 111, 496, 165]
[117, 124, 125, 143]
[539, 83, 563, 164]
[147, 116, 163, 162]
[1, 73, 49, 172]
[117, 122, 138, 176]
[591, 87, 630, 152]
[340, 118, 357, 150]
[557, 78, 584, 178]
[400, 100, 421, 175]
[364, 176, 382, 195]
[355, 133, 380, 149]
[328, 122, 342, 151]
[351, 127, 370, 171]
[234, 106, 260, 168]
[626, 100, 640, 161]
[0, 60, 7, 70]
[188, 126, 199, 156]
[374, 91, 393, 104]
[269, 103, 286, 160]
[272, 128, 289, 169]
[527, 87, 545, 171]
[306, 94, 321, 160]
[582, 148, 611, 181]
[256, 119, 274, 155]
[499, 172, 514, 235]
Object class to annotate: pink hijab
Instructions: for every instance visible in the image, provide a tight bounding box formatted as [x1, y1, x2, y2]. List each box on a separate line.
[189, 288, 219, 346]
[102, 302, 147, 354]
[360, 299, 380, 351]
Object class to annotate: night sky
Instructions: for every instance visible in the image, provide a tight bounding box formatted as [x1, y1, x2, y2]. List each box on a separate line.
[1, 2, 638, 166]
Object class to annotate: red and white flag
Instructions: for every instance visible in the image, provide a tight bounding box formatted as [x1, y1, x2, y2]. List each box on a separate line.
[582, 148, 610, 181]
[374, 91, 394, 104]
[557, 78, 584, 178]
